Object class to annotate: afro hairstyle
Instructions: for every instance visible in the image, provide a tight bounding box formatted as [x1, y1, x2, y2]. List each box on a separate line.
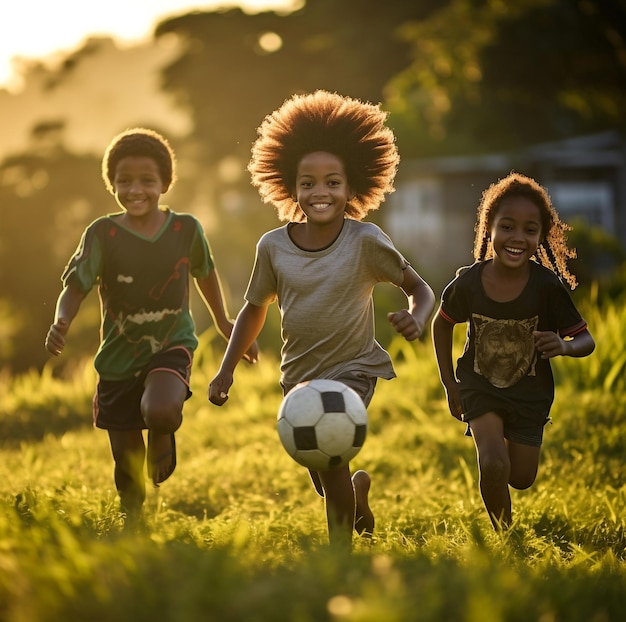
[248, 90, 400, 222]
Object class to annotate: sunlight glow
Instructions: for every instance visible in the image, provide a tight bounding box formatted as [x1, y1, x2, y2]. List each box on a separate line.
[0, 0, 299, 91]
[257, 32, 283, 53]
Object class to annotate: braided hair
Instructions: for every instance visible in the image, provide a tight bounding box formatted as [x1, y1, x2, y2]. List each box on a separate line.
[248, 90, 400, 222]
[473, 172, 578, 289]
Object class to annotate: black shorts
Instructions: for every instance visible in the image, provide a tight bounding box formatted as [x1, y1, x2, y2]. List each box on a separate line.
[93, 346, 193, 431]
[461, 390, 550, 447]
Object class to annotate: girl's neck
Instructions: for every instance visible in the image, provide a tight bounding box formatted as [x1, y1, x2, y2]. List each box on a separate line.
[289, 218, 344, 251]
[481, 258, 530, 302]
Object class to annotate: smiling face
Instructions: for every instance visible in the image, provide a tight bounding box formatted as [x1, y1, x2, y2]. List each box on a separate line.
[294, 151, 352, 228]
[489, 196, 543, 270]
[112, 156, 167, 219]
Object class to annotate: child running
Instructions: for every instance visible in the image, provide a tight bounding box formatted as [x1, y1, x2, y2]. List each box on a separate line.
[45, 128, 257, 525]
[432, 172, 595, 530]
[208, 90, 435, 548]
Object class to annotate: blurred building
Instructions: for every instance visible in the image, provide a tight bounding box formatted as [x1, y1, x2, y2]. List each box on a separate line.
[385, 131, 626, 290]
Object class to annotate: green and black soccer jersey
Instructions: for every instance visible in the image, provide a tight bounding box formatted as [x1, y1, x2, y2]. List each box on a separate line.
[62, 208, 214, 381]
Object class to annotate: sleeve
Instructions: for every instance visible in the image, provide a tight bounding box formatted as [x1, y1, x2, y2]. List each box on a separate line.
[439, 264, 477, 324]
[189, 217, 215, 279]
[61, 223, 103, 294]
[244, 234, 277, 307]
[439, 266, 472, 324]
[547, 276, 588, 337]
[370, 226, 410, 286]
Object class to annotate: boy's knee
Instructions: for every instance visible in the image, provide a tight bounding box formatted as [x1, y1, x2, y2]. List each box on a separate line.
[509, 472, 536, 490]
[142, 401, 182, 433]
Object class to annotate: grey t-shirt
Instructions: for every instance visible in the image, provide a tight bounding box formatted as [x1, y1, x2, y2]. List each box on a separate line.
[245, 219, 409, 387]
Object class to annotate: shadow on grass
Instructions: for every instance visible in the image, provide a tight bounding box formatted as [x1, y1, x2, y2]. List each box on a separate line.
[0, 402, 92, 447]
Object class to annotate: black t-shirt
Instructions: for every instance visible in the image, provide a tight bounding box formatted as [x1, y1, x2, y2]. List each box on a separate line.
[440, 260, 587, 420]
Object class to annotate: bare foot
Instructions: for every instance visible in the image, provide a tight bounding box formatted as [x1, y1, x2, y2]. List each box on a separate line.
[147, 432, 176, 486]
[352, 470, 374, 536]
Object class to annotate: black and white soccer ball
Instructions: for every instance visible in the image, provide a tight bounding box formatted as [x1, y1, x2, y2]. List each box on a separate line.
[277, 379, 368, 471]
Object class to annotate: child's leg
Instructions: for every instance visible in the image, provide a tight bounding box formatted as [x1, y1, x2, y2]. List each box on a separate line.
[318, 465, 355, 548]
[468, 412, 512, 529]
[310, 469, 374, 536]
[141, 371, 187, 485]
[107, 429, 146, 518]
[352, 470, 374, 536]
[507, 441, 541, 490]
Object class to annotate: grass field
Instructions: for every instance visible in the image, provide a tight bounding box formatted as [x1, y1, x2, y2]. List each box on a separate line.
[0, 292, 625, 621]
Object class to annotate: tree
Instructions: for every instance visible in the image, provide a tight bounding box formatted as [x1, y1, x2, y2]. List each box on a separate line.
[0, 128, 103, 371]
[155, 0, 436, 167]
[386, 0, 626, 156]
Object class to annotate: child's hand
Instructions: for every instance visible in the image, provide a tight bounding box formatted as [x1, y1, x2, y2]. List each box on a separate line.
[387, 310, 423, 341]
[243, 341, 259, 364]
[533, 330, 568, 359]
[208, 371, 234, 406]
[445, 382, 464, 421]
[45, 319, 69, 356]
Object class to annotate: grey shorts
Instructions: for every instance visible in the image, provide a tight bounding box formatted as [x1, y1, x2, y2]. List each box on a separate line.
[282, 372, 377, 407]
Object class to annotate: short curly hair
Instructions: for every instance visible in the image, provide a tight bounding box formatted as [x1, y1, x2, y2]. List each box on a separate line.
[248, 90, 400, 222]
[474, 172, 578, 289]
[102, 128, 176, 194]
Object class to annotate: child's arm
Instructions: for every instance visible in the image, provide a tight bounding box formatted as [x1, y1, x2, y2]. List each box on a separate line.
[431, 311, 464, 421]
[533, 329, 595, 359]
[195, 270, 259, 364]
[387, 266, 436, 341]
[45, 283, 86, 356]
[208, 301, 268, 406]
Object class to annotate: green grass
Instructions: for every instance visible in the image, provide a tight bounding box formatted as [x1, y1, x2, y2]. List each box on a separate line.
[0, 293, 625, 621]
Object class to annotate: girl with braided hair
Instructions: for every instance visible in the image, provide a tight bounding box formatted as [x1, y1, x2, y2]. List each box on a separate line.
[209, 90, 435, 548]
[432, 171, 595, 530]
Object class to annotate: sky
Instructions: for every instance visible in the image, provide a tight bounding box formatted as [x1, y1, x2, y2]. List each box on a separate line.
[0, 0, 297, 90]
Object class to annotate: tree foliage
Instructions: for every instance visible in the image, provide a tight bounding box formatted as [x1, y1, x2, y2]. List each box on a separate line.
[155, 0, 435, 167]
[387, 0, 626, 156]
[0, 138, 104, 371]
[156, 0, 626, 161]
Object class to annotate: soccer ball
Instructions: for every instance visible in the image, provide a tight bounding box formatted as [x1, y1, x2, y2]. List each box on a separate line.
[277, 379, 368, 471]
